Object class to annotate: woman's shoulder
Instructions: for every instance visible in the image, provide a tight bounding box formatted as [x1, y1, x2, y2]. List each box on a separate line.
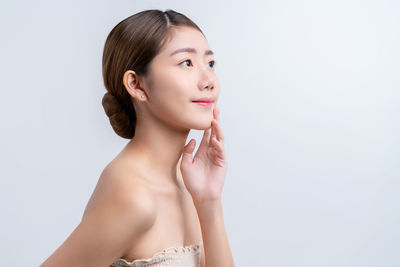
[82, 156, 156, 223]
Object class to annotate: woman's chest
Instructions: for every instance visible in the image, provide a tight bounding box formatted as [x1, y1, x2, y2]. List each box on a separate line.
[120, 188, 202, 262]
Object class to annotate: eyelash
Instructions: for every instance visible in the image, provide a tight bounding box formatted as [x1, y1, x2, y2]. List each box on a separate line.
[180, 59, 216, 68]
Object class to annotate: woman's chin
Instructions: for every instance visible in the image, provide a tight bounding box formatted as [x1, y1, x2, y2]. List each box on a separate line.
[189, 120, 213, 130]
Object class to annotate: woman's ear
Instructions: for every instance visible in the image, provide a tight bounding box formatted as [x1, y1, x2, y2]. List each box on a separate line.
[123, 70, 147, 101]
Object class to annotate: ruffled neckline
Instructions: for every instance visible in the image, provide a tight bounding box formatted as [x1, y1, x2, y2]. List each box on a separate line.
[113, 240, 202, 265]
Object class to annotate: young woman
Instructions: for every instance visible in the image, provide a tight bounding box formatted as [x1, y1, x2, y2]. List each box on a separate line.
[41, 9, 234, 267]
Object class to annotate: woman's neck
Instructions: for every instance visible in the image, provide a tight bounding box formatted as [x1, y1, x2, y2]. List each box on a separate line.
[122, 120, 190, 187]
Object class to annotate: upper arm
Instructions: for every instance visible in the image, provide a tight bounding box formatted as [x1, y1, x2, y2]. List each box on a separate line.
[40, 177, 156, 267]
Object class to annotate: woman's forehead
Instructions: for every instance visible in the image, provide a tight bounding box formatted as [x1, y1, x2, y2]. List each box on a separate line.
[161, 27, 210, 56]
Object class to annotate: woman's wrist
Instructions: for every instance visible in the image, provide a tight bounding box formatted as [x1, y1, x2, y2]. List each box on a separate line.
[194, 198, 223, 222]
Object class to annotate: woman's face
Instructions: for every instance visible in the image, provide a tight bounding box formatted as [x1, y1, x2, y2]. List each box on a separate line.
[139, 26, 220, 131]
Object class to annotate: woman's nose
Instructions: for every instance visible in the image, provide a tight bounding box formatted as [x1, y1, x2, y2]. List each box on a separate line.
[200, 79, 214, 90]
[198, 68, 215, 90]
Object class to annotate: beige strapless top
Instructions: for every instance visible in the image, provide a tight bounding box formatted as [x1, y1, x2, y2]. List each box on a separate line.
[110, 241, 202, 267]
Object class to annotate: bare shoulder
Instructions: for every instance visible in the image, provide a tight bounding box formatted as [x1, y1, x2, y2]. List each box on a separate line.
[90, 159, 157, 223]
[83, 157, 156, 219]
[40, 160, 157, 267]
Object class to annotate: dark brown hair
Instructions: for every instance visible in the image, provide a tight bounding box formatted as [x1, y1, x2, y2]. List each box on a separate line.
[101, 9, 203, 139]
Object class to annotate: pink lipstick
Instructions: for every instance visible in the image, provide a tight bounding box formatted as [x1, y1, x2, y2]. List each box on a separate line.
[193, 101, 212, 106]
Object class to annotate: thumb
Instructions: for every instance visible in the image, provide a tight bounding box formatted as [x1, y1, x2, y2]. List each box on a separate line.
[182, 139, 196, 164]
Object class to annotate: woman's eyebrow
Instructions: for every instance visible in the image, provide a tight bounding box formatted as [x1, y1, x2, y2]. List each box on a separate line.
[170, 47, 214, 57]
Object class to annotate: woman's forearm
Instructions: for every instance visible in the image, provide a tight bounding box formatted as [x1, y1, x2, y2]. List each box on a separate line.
[195, 199, 235, 267]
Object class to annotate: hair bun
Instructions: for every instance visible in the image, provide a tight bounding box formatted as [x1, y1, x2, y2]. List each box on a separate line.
[102, 92, 123, 117]
[102, 92, 134, 139]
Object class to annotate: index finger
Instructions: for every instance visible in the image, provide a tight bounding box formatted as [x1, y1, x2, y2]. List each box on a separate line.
[213, 106, 220, 123]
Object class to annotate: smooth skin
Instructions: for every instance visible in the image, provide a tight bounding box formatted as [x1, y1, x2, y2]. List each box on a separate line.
[40, 25, 233, 267]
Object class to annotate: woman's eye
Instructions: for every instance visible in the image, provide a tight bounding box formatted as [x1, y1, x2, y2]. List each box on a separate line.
[208, 60, 216, 68]
[180, 59, 193, 67]
[179, 59, 216, 68]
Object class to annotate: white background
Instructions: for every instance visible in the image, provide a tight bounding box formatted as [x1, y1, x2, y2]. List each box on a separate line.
[1, 0, 399, 266]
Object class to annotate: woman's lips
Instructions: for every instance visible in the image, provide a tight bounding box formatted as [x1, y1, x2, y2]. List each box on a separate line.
[192, 101, 212, 106]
